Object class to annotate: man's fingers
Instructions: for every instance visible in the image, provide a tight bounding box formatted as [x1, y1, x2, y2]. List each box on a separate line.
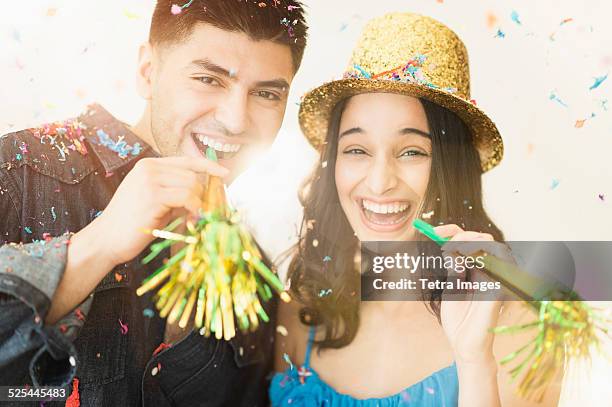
[155, 156, 230, 177]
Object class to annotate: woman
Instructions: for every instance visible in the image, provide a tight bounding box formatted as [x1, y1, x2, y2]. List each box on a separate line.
[270, 13, 563, 406]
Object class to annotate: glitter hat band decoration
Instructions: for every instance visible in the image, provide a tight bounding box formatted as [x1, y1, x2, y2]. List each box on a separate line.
[298, 12, 504, 172]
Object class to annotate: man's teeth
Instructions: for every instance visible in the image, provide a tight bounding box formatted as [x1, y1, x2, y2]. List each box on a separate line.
[362, 199, 409, 214]
[195, 134, 241, 153]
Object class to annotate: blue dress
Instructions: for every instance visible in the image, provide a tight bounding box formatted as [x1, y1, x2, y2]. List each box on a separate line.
[269, 327, 459, 406]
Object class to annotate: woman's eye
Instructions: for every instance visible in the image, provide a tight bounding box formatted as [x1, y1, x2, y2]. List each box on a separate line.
[255, 90, 280, 101]
[400, 149, 428, 158]
[343, 148, 367, 155]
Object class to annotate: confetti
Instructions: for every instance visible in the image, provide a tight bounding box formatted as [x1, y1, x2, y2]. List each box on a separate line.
[283, 353, 294, 370]
[153, 342, 171, 356]
[96, 129, 142, 159]
[321, 161, 328, 168]
[143, 308, 155, 318]
[123, 9, 141, 20]
[589, 74, 608, 90]
[510, 11, 522, 25]
[115, 272, 123, 282]
[486, 12, 498, 29]
[118, 319, 129, 335]
[425, 386, 435, 395]
[598, 194, 605, 201]
[422, 210, 435, 219]
[312, 239, 319, 247]
[24, 226, 32, 234]
[574, 119, 586, 128]
[549, 91, 568, 107]
[318, 289, 332, 297]
[151, 366, 159, 376]
[495, 29, 505, 38]
[560, 18, 574, 25]
[551, 179, 560, 190]
[323, 255, 332, 262]
[276, 325, 289, 336]
[171, 0, 194, 15]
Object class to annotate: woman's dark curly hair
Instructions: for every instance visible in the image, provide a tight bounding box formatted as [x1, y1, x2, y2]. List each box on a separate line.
[286, 96, 505, 350]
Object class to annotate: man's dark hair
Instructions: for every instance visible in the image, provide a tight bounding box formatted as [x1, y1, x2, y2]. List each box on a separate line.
[149, 0, 308, 71]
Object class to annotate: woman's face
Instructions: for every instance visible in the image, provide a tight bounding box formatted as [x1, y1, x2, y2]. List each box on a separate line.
[335, 93, 432, 241]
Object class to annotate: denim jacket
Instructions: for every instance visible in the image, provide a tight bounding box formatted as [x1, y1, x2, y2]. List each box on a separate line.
[0, 104, 277, 406]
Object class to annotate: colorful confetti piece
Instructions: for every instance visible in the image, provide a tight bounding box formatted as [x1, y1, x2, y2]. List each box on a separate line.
[589, 74, 608, 90]
[118, 319, 129, 335]
[511, 10, 522, 25]
[551, 179, 560, 190]
[495, 29, 506, 38]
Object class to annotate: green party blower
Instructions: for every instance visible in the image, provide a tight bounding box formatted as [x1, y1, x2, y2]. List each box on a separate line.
[411, 218, 609, 401]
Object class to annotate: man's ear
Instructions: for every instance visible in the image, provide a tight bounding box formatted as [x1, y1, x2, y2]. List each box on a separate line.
[136, 42, 154, 100]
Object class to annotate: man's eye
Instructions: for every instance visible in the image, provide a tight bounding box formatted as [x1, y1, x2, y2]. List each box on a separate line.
[196, 76, 221, 86]
[255, 90, 280, 101]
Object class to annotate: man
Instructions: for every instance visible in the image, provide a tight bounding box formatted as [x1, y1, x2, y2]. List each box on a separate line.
[0, 1, 307, 405]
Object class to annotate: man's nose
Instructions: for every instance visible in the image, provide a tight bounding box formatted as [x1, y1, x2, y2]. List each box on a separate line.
[214, 89, 248, 136]
[364, 156, 399, 195]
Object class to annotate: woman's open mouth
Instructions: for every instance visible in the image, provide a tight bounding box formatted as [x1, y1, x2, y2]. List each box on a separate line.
[191, 133, 242, 160]
[358, 198, 413, 232]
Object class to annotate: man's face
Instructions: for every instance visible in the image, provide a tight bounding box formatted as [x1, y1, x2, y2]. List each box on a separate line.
[146, 24, 295, 182]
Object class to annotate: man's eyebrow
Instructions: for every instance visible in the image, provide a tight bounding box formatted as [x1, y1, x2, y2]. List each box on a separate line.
[339, 127, 363, 138]
[339, 127, 431, 138]
[190, 58, 289, 91]
[190, 58, 231, 77]
[256, 79, 290, 91]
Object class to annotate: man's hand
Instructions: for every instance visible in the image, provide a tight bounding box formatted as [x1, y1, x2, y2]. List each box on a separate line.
[46, 156, 228, 323]
[92, 156, 228, 267]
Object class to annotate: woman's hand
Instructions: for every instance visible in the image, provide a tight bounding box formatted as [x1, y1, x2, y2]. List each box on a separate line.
[434, 223, 512, 366]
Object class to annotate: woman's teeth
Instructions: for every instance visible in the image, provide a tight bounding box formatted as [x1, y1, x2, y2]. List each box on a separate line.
[361, 199, 411, 226]
[362, 199, 409, 214]
[192, 133, 242, 158]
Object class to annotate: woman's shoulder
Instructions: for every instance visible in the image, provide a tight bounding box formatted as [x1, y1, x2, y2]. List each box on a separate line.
[273, 298, 314, 372]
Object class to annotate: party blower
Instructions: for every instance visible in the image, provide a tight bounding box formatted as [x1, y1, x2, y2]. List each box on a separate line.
[413, 218, 610, 401]
[136, 147, 290, 341]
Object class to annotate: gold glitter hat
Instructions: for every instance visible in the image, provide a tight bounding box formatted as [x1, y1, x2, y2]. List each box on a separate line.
[299, 12, 503, 171]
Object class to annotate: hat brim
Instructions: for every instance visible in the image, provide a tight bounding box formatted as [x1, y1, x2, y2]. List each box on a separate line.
[298, 78, 503, 172]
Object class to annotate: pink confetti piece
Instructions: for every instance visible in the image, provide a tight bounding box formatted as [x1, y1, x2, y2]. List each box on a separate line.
[425, 386, 435, 394]
[171, 4, 183, 15]
[118, 319, 129, 335]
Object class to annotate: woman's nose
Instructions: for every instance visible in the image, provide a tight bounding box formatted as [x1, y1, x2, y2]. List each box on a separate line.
[364, 155, 399, 195]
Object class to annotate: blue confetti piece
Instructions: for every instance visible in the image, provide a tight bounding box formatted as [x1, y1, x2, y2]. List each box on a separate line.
[16, 153, 22, 161]
[94, 210, 103, 218]
[589, 74, 608, 90]
[511, 11, 522, 25]
[51, 206, 57, 222]
[549, 92, 568, 107]
[353, 64, 371, 78]
[551, 179, 560, 190]
[143, 308, 155, 318]
[318, 289, 332, 297]
[96, 129, 142, 159]
[323, 256, 332, 262]
[283, 353, 294, 370]
[495, 29, 505, 38]
[24, 226, 32, 234]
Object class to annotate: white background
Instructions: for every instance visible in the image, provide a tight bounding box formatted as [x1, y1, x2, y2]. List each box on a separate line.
[1, 1, 611, 404]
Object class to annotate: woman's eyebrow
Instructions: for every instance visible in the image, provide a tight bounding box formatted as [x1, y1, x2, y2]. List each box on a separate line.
[399, 128, 431, 138]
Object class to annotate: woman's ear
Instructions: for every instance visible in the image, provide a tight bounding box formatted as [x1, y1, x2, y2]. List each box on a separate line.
[135, 42, 154, 100]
